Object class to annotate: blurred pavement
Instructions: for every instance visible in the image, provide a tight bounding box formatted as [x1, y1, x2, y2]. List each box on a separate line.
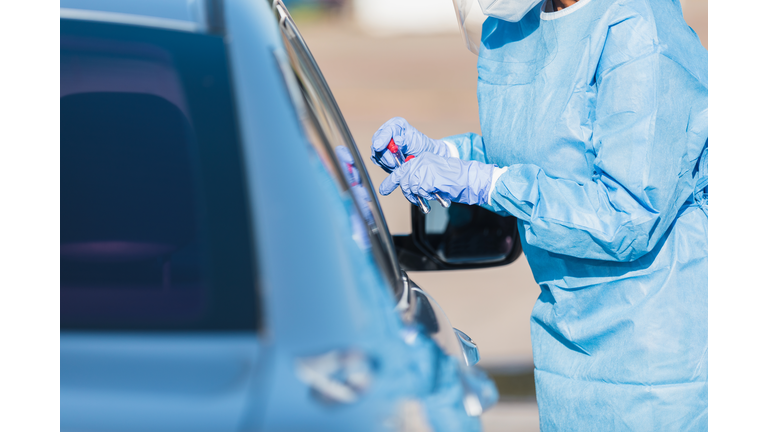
[481, 401, 540, 432]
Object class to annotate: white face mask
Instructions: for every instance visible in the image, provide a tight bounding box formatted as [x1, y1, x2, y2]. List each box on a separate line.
[452, 0, 543, 54]
[478, 0, 544, 22]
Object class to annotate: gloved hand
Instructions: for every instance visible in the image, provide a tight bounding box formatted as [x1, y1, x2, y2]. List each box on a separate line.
[371, 117, 452, 173]
[379, 152, 496, 206]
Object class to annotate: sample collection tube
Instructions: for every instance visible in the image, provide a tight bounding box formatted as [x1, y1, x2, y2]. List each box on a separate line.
[386, 139, 451, 214]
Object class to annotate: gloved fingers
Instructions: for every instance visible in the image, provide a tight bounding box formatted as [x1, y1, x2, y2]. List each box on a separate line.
[379, 167, 405, 196]
[407, 180, 434, 201]
[401, 190, 420, 206]
[380, 157, 449, 207]
[371, 118, 411, 172]
[371, 117, 408, 152]
[370, 152, 397, 173]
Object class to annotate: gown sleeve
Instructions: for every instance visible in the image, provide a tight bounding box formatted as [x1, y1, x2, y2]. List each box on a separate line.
[441, 132, 490, 164]
[485, 14, 708, 262]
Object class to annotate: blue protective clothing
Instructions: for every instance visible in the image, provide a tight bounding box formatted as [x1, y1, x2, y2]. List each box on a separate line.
[379, 152, 496, 206]
[371, 117, 452, 173]
[436, 0, 708, 429]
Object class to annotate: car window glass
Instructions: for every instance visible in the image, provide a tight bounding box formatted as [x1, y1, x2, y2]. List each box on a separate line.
[60, 20, 258, 331]
[272, 2, 404, 298]
[274, 49, 375, 251]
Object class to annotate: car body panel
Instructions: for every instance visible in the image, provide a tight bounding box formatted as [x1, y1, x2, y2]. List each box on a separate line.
[59, 0, 493, 430]
[60, 334, 262, 432]
[224, 1, 432, 428]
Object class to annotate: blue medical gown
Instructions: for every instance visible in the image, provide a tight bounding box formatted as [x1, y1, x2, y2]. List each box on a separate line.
[443, 0, 708, 429]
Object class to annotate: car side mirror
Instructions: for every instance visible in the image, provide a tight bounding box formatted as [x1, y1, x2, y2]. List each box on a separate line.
[393, 203, 523, 271]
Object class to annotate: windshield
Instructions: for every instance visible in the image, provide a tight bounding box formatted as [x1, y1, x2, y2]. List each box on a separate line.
[271, 1, 403, 299]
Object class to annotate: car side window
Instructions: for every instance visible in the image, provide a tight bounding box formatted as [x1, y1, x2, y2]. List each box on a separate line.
[60, 20, 259, 331]
[272, 2, 405, 299]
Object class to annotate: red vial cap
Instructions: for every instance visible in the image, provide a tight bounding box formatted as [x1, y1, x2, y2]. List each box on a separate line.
[387, 138, 399, 154]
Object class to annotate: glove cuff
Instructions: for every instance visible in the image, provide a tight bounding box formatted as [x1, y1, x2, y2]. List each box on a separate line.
[486, 167, 508, 205]
[443, 141, 460, 158]
[467, 161, 499, 206]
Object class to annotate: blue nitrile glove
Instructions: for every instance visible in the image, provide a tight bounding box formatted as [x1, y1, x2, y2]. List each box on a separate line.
[371, 117, 452, 173]
[379, 152, 496, 206]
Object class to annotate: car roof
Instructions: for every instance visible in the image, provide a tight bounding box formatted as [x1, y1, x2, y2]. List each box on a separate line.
[60, 0, 209, 33]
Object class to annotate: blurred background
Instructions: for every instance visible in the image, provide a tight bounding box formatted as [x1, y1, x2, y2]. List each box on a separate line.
[284, 1, 707, 430]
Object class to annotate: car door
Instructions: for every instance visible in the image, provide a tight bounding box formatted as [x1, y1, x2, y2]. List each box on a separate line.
[59, 15, 265, 432]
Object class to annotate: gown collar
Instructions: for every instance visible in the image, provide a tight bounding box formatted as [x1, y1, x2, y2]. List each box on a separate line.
[540, 0, 593, 21]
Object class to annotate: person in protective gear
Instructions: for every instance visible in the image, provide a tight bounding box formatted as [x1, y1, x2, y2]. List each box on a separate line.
[371, 0, 708, 430]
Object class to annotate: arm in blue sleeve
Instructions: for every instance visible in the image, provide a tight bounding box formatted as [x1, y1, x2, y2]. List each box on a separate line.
[487, 16, 708, 262]
[441, 132, 490, 164]
[440, 132, 504, 214]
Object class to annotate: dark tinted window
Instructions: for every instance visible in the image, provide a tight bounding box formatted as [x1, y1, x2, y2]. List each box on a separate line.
[60, 20, 258, 331]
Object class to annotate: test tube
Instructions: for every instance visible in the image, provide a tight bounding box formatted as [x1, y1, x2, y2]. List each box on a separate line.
[386, 139, 452, 214]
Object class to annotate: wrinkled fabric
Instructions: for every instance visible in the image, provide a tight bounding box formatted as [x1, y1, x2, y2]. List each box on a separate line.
[379, 152, 496, 206]
[371, 117, 452, 173]
[442, 0, 708, 429]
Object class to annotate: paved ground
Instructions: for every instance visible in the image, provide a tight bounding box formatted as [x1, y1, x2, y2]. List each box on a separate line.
[481, 401, 540, 432]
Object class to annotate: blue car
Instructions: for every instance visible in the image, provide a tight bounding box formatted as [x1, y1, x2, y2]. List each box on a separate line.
[60, 1, 523, 431]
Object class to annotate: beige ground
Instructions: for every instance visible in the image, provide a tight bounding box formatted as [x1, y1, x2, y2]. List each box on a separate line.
[296, 4, 706, 429]
[481, 401, 540, 432]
